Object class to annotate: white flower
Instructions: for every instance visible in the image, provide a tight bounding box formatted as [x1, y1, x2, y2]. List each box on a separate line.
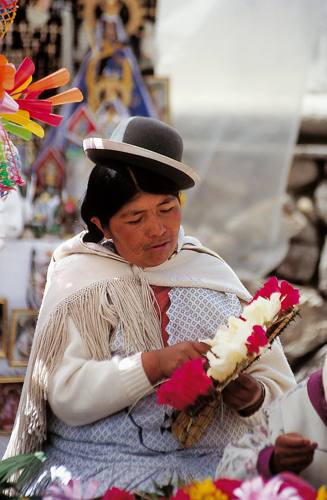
[200, 291, 282, 383]
[206, 349, 242, 382]
[241, 293, 281, 326]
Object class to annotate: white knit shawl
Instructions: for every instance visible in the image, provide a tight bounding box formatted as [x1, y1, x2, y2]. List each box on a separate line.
[5, 227, 251, 459]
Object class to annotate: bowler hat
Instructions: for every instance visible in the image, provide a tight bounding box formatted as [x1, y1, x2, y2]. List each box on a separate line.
[83, 116, 200, 190]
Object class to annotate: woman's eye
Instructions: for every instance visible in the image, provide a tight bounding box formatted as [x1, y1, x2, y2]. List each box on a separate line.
[128, 218, 142, 225]
[161, 207, 173, 214]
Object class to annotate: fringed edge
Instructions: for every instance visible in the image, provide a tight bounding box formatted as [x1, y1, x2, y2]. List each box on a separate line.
[4, 274, 163, 460]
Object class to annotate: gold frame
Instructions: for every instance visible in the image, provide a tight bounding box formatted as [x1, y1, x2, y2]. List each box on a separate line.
[144, 76, 171, 125]
[0, 377, 24, 435]
[0, 299, 8, 358]
[8, 309, 38, 367]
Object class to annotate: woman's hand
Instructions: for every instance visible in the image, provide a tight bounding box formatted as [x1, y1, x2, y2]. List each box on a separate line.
[222, 372, 264, 414]
[142, 341, 210, 385]
[271, 433, 317, 474]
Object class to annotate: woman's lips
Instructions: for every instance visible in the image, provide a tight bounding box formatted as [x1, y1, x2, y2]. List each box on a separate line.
[146, 241, 169, 252]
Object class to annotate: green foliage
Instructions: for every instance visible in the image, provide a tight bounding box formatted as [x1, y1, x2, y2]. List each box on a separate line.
[0, 452, 45, 500]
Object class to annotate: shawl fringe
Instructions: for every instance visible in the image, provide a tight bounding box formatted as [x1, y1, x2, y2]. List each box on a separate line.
[4, 274, 162, 459]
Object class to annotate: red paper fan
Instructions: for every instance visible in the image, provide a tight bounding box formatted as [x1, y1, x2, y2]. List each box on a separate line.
[0, 0, 18, 39]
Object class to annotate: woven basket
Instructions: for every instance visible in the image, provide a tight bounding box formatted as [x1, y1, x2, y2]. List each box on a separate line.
[172, 306, 300, 449]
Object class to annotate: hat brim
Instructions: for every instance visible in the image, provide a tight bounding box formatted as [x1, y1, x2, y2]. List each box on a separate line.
[83, 137, 201, 190]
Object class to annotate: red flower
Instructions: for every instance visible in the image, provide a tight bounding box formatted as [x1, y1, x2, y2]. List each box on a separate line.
[213, 478, 242, 499]
[278, 280, 300, 312]
[156, 358, 213, 411]
[102, 487, 134, 500]
[250, 276, 300, 313]
[246, 325, 269, 355]
[171, 488, 190, 500]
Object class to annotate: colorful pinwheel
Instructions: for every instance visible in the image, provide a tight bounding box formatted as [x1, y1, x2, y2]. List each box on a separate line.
[0, 55, 83, 141]
[0, 54, 83, 195]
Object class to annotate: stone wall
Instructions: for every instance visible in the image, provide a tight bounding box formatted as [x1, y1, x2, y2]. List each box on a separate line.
[243, 115, 327, 382]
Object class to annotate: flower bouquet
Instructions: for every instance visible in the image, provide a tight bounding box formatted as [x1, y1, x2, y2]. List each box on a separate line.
[157, 277, 301, 449]
[44, 473, 325, 500]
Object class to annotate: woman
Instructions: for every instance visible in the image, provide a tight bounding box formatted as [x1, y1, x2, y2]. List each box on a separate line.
[215, 356, 327, 489]
[5, 117, 296, 494]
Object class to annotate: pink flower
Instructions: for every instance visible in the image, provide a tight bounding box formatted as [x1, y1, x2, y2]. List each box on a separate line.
[249, 277, 299, 314]
[232, 475, 302, 500]
[246, 326, 269, 355]
[156, 358, 214, 411]
[277, 473, 317, 500]
[102, 487, 134, 500]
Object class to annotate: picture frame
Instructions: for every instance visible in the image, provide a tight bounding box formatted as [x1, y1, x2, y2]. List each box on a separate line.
[0, 299, 8, 358]
[144, 76, 171, 125]
[8, 309, 38, 367]
[0, 377, 24, 434]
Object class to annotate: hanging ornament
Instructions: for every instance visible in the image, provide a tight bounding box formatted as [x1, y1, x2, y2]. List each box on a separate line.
[0, 121, 24, 198]
[0, 0, 18, 39]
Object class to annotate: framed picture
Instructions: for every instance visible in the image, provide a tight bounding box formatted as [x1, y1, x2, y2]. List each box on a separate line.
[0, 299, 8, 358]
[144, 76, 171, 124]
[0, 377, 24, 434]
[8, 309, 38, 367]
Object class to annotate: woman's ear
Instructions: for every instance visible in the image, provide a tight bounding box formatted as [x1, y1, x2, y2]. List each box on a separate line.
[90, 217, 111, 239]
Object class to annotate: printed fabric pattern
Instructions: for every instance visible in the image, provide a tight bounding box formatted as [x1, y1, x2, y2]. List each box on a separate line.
[27, 288, 248, 495]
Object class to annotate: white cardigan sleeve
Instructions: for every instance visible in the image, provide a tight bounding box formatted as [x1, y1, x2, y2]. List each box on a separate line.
[48, 316, 154, 427]
[239, 337, 296, 427]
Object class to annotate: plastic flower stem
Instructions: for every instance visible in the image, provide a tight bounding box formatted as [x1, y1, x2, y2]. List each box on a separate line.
[2, 120, 31, 140]
[2, 111, 45, 136]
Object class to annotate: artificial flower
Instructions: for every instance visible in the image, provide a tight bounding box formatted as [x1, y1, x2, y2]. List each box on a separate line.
[206, 346, 243, 382]
[43, 478, 99, 500]
[156, 358, 213, 411]
[187, 478, 228, 500]
[250, 276, 300, 314]
[241, 293, 281, 326]
[213, 478, 242, 499]
[233, 475, 302, 500]
[277, 473, 317, 500]
[0, 55, 15, 99]
[315, 486, 327, 500]
[0, 56, 83, 140]
[173, 488, 192, 500]
[201, 278, 300, 384]
[246, 325, 269, 355]
[102, 487, 134, 500]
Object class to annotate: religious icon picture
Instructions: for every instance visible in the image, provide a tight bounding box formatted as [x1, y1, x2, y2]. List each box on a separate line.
[8, 309, 38, 367]
[144, 76, 171, 124]
[0, 299, 8, 358]
[0, 378, 24, 434]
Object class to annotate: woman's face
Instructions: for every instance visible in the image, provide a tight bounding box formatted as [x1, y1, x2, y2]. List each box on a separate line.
[96, 192, 182, 267]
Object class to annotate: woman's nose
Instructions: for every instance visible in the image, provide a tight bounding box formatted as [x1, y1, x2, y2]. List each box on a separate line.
[147, 215, 165, 237]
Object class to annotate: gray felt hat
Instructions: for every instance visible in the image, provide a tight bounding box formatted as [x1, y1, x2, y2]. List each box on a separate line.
[83, 116, 200, 190]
